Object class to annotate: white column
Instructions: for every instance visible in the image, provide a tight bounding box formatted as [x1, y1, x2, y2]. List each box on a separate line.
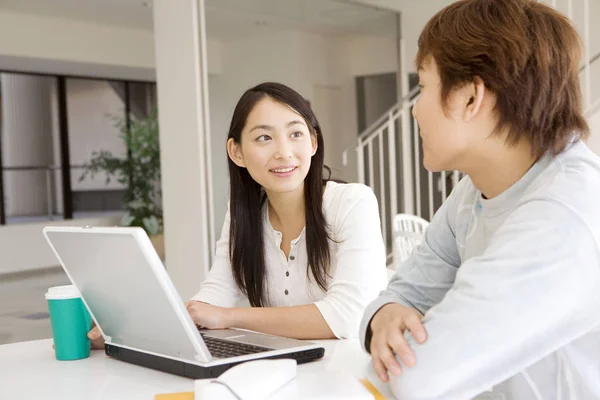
[399, 36, 415, 216]
[153, 0, 213, 299]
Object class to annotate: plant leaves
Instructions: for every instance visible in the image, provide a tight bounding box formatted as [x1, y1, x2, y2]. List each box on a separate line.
[121, 212, 135, 227]
[79, 107, 163, 236]
[142, 216, 160, 236]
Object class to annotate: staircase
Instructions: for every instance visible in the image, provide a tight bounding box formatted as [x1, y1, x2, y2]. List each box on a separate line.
[343, 0, 600, 260]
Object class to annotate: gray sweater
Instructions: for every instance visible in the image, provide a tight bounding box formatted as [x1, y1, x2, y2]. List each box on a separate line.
[360, 140, 600, 399]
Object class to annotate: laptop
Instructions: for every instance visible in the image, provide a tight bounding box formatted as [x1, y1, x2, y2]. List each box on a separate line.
[42, 226, 325, 379]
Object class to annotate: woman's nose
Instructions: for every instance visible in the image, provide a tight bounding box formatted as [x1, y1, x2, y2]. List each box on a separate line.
[274, 142, 293, 159]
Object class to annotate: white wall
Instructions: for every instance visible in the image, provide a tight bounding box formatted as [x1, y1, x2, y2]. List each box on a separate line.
[206, 76, 233, 233]
[312, 85, 344, 172]
[351, 0, 600, 77]
[567, 0, 600, 113]
[587, 109, 600, 156]
[0, 9, 222, 78]
[584, 58, 600, 117]
[0, 216, 121, 275]
[345, 0, 452, 73]
[341, 35, 399, 76]
[0, 9, 154, 70]
[297, 33, 349, 177]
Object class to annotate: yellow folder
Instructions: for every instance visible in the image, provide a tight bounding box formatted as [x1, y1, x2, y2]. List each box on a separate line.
[155, 392, 194, 400]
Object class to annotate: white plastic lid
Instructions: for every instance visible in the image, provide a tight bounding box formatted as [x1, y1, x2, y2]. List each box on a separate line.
[45, 284, 81, 300]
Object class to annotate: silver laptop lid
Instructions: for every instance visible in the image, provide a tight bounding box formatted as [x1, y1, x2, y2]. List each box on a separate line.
[43, 226, 211, 363]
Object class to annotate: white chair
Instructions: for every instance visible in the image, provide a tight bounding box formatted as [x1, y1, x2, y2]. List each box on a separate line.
[392, 214, 429, 271]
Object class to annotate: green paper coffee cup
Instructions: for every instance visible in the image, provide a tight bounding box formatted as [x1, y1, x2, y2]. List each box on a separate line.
[45, 285, 93, 361]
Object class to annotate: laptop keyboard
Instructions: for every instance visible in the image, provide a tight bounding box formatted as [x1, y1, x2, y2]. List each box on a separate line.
[201, 334, 272, 359]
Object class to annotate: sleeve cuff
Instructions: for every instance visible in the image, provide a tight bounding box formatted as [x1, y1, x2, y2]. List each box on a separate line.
[313, 300, 358, 339]
[359, 296, 414, 353]
[189, 291, 223, 307]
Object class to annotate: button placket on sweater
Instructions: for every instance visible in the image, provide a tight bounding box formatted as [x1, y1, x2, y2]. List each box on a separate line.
[274, 231, 291, 302]
[285, 242, 298, 298]
[272, 226, 302, 303]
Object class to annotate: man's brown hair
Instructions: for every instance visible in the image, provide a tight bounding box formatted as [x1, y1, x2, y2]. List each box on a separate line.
[417, 0, 589, 158]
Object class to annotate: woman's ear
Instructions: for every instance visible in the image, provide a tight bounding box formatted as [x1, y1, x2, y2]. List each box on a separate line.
[227, 138, 245, 168]
[311, 133, 318, 156]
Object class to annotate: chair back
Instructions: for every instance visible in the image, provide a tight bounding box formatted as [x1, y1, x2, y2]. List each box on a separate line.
[392, 214, 429, 269]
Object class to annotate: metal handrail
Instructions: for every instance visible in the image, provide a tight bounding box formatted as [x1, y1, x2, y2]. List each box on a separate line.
[581, 51, 600, 72]
[356, 85, 420, 142]
[1, 164, 102, 222]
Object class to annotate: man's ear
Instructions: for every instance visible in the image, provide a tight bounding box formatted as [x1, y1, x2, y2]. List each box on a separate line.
[227, 138, 245, 167]
[463, 76, 486, 122]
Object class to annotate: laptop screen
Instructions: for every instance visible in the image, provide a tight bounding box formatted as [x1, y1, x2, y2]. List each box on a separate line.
[44, 227, 209, 362]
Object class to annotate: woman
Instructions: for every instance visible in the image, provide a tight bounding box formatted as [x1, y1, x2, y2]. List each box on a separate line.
[186, 82, 387, 340]
[361, 0, 600, 399]
[86, 82, 387, 347]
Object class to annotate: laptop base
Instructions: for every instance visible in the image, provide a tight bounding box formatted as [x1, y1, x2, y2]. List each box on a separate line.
[105, 343, 326, 379]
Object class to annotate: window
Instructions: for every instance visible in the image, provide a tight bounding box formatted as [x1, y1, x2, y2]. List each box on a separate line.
[0, 71, 157, 225]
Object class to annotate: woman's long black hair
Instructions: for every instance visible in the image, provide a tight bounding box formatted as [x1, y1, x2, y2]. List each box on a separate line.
[227, 82, 331, 307]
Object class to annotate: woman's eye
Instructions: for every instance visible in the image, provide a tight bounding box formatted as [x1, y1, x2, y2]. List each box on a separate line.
[291, 131, 303, 138]
[256, 135, 271, 142]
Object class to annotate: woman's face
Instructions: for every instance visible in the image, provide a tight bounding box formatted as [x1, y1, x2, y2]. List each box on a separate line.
[227, 97, 317, 195]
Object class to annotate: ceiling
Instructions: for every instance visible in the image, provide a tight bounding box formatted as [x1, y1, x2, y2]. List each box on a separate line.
[0, 0, 398, 40]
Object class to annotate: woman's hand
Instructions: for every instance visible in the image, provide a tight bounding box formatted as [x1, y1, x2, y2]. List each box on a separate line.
[87, 324, 105, 349]
[186, 301, 232, 330]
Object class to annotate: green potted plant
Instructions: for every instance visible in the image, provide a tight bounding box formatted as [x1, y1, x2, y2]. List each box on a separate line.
[79, 109, 164, 259]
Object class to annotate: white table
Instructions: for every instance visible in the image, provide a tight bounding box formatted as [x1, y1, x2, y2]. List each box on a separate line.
[0, 338, 394, 399]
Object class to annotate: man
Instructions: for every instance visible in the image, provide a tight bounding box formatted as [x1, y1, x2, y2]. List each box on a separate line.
[361, 0, 600, 398]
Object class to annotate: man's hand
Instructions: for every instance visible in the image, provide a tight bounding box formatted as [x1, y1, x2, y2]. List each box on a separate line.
[186, 301, 231, 330]
[369, 303, 428, 382]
